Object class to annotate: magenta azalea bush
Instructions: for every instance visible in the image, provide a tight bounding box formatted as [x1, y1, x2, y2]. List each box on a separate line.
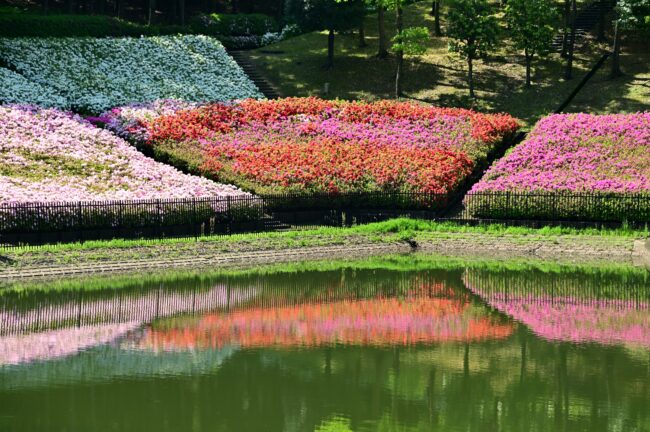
[0, 105, 248, 203]
[466, 113, 650, 221]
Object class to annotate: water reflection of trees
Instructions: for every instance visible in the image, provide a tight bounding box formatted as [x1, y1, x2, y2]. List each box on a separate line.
[3, 335, 647, 431]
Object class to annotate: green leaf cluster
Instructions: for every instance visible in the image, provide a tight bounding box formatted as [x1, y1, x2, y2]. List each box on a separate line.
[391, 26, 429, 55]
[446, 0, 499, 60]
[505, 0, 557, 58]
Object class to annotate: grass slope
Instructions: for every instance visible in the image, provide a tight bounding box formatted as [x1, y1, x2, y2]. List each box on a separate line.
[247, 1, 649, 128]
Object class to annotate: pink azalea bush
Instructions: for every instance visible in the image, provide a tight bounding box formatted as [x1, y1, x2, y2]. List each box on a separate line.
[466, 113, 650, 220]
[0, 105, 248, 203]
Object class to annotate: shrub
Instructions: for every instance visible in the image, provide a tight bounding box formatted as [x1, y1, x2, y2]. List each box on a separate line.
[467, 113, 650, 222]
[104, 98, 520, 199]
[191, 13, 279, 36]
[0, 35, 263, 113]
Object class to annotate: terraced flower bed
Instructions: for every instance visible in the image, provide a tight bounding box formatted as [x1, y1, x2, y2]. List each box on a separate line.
[466, 113, 650, 221]
[104, 98, 519, 202]
[0, 35, 262, 113]
[0, 106, 247, 203]
[0, 105, 256, 238]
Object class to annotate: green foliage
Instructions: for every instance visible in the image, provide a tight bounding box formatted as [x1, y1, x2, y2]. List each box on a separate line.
[0, 11, 278, 45]
[191, 13, 279, 36]
[617, 0, 650, 31]
[505, 0, 556, 58]
[0, 13, 157, 38]
[446, 0, 498, 60]
[391, 26, 429, 55]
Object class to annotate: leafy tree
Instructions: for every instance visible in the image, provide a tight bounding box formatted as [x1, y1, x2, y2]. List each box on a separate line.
[290, 0, 365, 69]
[505, 0, 556, 87]
[611, 0, 650, 77]
[392, 26, 429, 97]
[446, 0, 499, 98]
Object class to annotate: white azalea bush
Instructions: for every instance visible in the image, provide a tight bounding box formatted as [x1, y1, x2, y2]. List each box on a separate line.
[0, 67, 69, 108]
[0, 35, 263, 113]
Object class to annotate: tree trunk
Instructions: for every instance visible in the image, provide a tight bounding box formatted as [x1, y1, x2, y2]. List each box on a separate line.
[42, 0, 49, 14]
[358, 22, 367, 48]
[395, 3, 404, 98]
[597, 0, 606, 42]
[564, 0, 577, 80]
[148, 0, 156, 25]
[377, 5, 389, 58]
[561, 0, 570, 58]
[468, 56, 475, 98]
[325, 28, 335, 69]
[231, 0, 238, 13]
[179, 0, 185, 26]
[610, 19, 622, 78]
[525, 49, 532, 87]
[116, 0, 123, 18]
[66, 0, 75, 14]
[433, 1, 442, 36]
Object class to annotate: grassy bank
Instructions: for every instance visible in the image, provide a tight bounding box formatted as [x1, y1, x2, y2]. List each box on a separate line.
[247, 1, 649, 128]
[2, 252, 647, 294]
[0, 219, 646, 272]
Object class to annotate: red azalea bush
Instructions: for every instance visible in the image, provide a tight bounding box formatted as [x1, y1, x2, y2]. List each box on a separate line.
[108, 97, 520, 195]
[203, 139, 474, 193]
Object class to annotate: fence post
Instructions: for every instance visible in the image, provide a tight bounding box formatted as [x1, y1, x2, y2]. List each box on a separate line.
[77, 202, 84, 244]
[156, 199, 162, 238]
[192, 198, 198, 241]
[226, 196, 232, 234]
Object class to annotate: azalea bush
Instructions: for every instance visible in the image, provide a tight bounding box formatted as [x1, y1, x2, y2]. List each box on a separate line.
[105, 98, 519, 201]
[466, 113, 650, 221]
[0, 67, 69, 108]
[0, 35, 263, 113]
[0, 106, 254, 234]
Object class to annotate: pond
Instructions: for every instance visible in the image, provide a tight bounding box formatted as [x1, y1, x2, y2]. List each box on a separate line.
[1, 256, 649, 432]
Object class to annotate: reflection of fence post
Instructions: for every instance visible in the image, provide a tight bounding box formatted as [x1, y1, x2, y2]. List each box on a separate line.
[77, 290, 83, 328]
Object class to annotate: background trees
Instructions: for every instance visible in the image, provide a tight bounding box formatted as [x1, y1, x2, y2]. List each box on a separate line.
[446, 0, 498, 97]
[505, 0, 556, 87]
[611, 0, 650, 77]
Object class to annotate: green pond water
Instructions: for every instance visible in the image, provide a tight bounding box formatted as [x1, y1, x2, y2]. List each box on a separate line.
[1, 256, 649, 432]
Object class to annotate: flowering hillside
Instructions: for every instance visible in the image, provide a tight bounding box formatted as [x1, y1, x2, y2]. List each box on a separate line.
[0, 106, 248, 203]
[466, 113, 650, 220]
[0, 35, 263, 113]
[104, 98, 520, 196]
[0, 67, 69, 108]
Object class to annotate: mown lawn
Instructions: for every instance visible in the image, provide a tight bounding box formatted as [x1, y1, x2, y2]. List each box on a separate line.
[247, 1, 649, 128]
